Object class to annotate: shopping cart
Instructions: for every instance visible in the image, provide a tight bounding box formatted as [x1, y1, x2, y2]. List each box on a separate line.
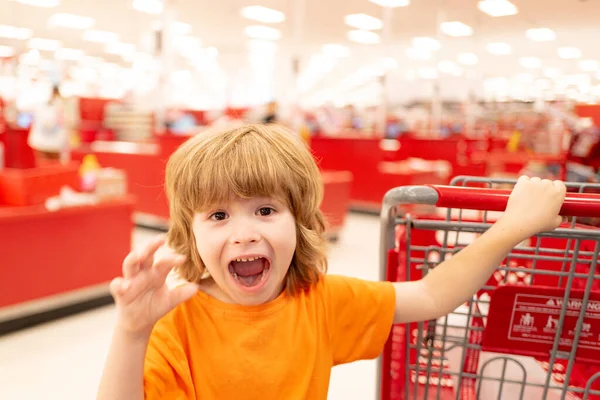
[378, 176, 600, 400]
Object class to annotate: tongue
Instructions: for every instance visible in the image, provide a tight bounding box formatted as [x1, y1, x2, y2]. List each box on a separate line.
[232, 258, 265, 277]
[238, 274, 262, 287]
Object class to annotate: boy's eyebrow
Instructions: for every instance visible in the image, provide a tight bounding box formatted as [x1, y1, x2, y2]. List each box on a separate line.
[255, 195, 286, 204]
[254, 196, 278, 201]
[196, 202, 226, 212]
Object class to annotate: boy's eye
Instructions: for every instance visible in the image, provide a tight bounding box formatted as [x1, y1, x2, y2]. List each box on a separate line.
[258, 207, 275, 216]
[210, 211, 228, 221]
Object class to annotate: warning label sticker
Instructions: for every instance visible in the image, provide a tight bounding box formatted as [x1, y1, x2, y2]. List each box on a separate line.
[482, 286, 600, 365]
[508, 294, 600, 349]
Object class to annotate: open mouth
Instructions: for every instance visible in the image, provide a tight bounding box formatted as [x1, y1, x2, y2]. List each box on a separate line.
[228, 256, 271, 288]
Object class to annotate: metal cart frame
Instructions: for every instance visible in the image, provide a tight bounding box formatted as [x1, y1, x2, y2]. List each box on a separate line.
[378, 175, 600, 400]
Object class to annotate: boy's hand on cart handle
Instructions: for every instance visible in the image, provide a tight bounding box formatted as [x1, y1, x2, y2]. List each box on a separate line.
[109, 235, 199, 339]
[500, 175, 566, 238]
[393, 176, 567, 324]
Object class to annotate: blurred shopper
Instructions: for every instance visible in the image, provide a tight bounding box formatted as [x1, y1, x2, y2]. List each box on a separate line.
[343, 104, 362, 129]
[27, 85, 69, 166]
[262, 100, 279, 124]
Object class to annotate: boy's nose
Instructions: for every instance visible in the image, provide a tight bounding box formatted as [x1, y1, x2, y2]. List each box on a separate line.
[229, 220, 261, 245]
[231, 232, 260, 245]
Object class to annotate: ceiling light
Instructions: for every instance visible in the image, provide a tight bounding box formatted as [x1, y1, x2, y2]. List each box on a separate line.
[520, 57, 542, 69]
[122, 51, 142, 63]
[176, 36, 202, 53]
[0, 24, 33, 40]
[244, 25, 281, 40]
[248, 39, 278, 52]
[544, 68, 562, 79]
[0, 45, 15, 57]
[514, 73, 534, 83]
[83, 30, 119, 43]
[438, 60, 457, 73]
[578, 60, 599, 72]
[347, 30, 380, 44]
[129, 53, 157, 68]
[535, 79, 552, 90]
[106, 42, 136, 56]
[368, 0, 410, 7]
[417, 67, 438, 80]
[356, 65, 384, 78]
[378, 57, 399, 69]
[187, 47, 219, 65]
[241, 6, 285, 24]
[171, 69, 192, 84]
[438, 60, 463, 76]
[412, 37, 440, 51]
[133, 0, 163, 14]
[404, 69, 416, 81]
[406, 47, 431, 60]
[205, 47, 219, 58]
[81, 56, 104, 65]
[174, 22, 192, 35]
[487, 42, 511, 55]
[558, 47, 582, 59]
[55, 47, 84, 61]
[477, 0, 518, 17]
[345, 14, 382, 30]
[69, 66, 98, 81]
[457, 52, 478, 65]
[151, 20, 191, 36]
[525, 28, 556, 42]
[322, 44, 351, 58]
[28, 37, 61, 51]
[16, 0, 60, 7]
[440, 21, 473, 37]
[49, 13, 94, 29]
[19, 49, 39, 64]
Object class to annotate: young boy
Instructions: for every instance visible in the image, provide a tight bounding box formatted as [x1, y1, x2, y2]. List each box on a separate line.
[97, 124, 566, 400]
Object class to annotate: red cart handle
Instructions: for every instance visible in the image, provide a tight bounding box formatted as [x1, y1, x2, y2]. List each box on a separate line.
[429, 185, 600, 218]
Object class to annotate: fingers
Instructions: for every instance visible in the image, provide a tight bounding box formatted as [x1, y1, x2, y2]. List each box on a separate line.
[155, 253, 187, 281]
[109, 277, 130, 299]
[114, 252, 187, 305]
[168, 283, 199, 309]
[138, 235, 168, 270]
[122, 235, 167, 279]
[511, 175, 530, 197]
[553, 179, 567, 194]
[517, 175, 566, 192]
[122, 251, 141, 279]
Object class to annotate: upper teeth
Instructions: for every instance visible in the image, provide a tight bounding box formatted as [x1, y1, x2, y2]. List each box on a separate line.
[235, 257, 261, 262]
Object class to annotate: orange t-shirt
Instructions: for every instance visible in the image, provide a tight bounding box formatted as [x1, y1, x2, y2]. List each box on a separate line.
[143, 274, 396, 399]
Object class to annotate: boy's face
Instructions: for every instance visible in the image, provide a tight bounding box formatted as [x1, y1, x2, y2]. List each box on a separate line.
[192, 196, 297, 306]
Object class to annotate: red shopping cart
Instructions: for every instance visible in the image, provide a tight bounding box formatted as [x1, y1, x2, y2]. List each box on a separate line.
[378, 176, 600, 400]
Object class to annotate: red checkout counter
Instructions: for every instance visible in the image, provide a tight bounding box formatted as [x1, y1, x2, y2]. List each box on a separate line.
[0, 163, 134, 334]
[73, 140, 172, 220]
[71, 134, 353, 239]
[0, 127, 36, 169]
[309, 135, 488, 210]
[575, 104, 600, 128]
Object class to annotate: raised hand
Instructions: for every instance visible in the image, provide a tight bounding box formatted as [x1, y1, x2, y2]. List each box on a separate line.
[109, 235, 198, 338]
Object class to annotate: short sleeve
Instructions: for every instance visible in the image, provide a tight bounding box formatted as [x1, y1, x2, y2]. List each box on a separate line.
[324, 274, 396, 365]
[144, 320, 195, 400]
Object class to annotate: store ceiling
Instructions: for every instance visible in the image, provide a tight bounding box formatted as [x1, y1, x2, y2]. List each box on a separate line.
[1, 0, 600, 97]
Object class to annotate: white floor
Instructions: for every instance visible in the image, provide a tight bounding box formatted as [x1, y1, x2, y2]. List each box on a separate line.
[0, 213, 383, 400]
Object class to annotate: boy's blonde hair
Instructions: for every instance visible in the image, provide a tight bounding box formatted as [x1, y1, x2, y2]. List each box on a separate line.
[165, 124, 328, 294]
